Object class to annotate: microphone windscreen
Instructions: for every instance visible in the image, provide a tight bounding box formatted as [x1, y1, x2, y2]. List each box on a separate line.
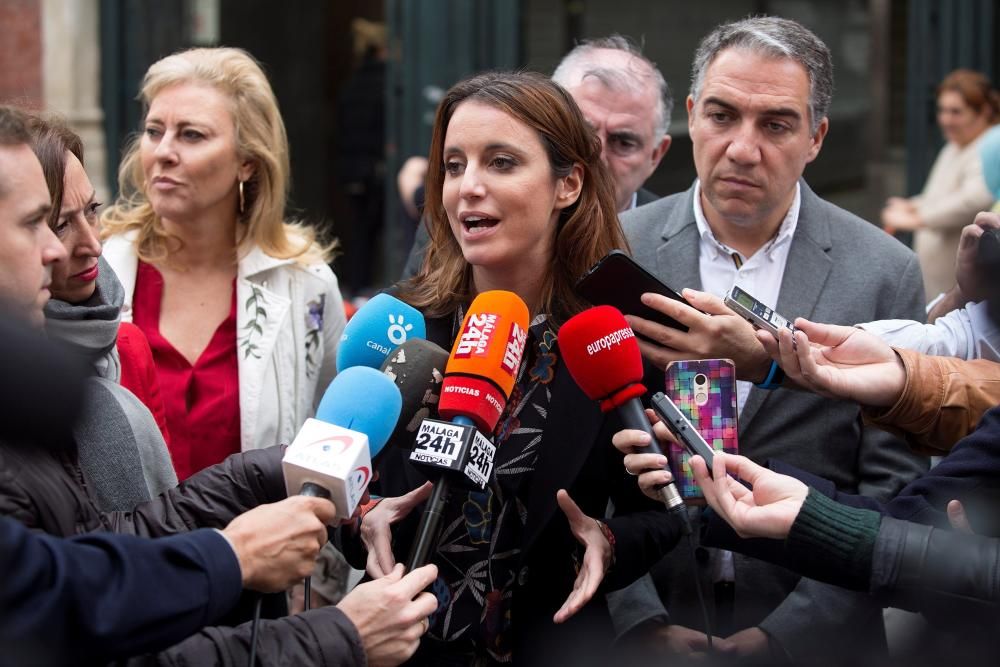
[315, 366, 403, 457]
[381, 338, 449, 445]
[0, 314, 87, 447]
[439, 290, 529, 432]
[336, 293, 427, 372]
[560, 306, 644, 403]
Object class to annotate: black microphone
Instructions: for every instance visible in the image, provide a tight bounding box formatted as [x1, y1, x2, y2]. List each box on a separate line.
[0, 314, 87, 447]
[380, 338, 449, 449]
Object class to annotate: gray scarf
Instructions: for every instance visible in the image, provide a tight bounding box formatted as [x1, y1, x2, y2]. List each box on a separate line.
[44, 257, 177, 511]
[43, 256, 123, 380]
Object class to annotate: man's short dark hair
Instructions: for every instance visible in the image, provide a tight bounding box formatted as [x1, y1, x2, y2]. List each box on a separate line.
[690, 16, 834, 133]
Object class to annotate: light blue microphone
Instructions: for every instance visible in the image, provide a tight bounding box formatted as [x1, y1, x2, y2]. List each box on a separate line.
[286, 365, 402, 611]
[336, 293, 427, 372]
[315, 365, 402, 458]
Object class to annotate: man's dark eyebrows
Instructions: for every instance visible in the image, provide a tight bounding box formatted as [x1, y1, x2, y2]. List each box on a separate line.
[608, 129, 642, 142]
[701, 96, 738, 112]
[762, 107, 802, 120]
[702, 96, 801, 120]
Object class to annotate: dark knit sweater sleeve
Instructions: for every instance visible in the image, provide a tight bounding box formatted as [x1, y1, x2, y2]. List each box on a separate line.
[784, 489, 883, 592]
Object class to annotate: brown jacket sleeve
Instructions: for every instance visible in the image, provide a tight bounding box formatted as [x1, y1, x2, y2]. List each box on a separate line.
[862, 348, 1000, 454]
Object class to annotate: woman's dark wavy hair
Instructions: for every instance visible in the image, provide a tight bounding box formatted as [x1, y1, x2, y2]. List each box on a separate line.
[399, 70, 627, 327]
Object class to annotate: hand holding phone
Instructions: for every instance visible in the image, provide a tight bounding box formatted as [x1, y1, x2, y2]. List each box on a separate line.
[575, 250, 694, 333]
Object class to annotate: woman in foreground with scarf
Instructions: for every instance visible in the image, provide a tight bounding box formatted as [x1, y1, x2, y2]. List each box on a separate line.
[27, 114, 176, 511]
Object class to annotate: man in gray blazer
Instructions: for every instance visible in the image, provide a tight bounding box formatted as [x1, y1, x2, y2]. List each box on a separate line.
[611, 16, 928, 663]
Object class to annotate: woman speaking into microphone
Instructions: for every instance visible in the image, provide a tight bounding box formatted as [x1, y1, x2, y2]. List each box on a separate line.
[350, 71, 681, 665]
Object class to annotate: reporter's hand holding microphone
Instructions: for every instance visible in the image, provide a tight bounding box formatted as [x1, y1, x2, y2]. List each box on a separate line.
[275, 361, 438, 665]
[222, 495, 338, 593]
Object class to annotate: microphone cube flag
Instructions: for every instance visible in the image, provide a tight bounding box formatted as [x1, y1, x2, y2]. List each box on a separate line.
[439, 290, 530, 433]
[560, 306, 645, 409]
[282, 418, 373, 520]
[408, 418, 496, 489]
[336, 293, 427, 372]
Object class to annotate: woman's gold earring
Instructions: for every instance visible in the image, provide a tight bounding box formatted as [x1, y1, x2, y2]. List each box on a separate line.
[238, 180, 246, 215]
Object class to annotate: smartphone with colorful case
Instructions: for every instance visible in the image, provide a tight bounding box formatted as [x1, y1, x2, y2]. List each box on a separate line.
[664, 359, 738, 499]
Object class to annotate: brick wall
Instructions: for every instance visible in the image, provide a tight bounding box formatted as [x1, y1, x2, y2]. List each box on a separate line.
[0, 0, 42, 108]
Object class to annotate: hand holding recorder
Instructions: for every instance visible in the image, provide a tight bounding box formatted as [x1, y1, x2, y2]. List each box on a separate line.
[627, 288, 774, 383]
[756, 318, 906, 407]
[611, 403, 716, 503]
[337, 563, 440, 667]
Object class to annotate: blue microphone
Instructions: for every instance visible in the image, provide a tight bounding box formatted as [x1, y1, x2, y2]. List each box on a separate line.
[315, 366, 402, 458]
[283, 366, 402, 517]
[336, 294, 427, 372]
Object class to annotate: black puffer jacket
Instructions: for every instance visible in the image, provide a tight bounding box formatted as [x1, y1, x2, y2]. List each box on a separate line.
[0, 442, 366, 666]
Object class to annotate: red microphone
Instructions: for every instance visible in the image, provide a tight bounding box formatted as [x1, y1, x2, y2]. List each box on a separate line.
[405, 290, 530, 569]
[560, 306, 688, 523]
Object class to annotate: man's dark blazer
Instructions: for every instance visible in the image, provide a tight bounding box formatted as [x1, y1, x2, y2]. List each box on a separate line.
[0, 517, 241, 664]
[615, 181, 929, 656]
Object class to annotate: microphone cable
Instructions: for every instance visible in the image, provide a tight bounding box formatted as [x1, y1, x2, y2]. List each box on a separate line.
[247, 479, 330, 667]
[300, 482, 330, 613]
[687, 531, 714, 650]
[671, 504, 714, 649]
[247, 594, 263, 667]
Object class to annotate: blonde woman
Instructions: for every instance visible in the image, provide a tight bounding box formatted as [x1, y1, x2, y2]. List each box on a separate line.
[102, 48, 345, 480]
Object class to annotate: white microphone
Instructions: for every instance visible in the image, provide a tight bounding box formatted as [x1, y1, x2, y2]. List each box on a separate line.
[282, 367, 402, 519]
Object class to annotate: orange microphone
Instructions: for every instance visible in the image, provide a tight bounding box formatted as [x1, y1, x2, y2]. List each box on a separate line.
[406, 290, 529, 569]
[437, 290, 529, 431]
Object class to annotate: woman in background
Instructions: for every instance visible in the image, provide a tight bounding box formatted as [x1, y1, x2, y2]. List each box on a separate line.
[101, 48, 346, 481]
[882, 68, 998, 300]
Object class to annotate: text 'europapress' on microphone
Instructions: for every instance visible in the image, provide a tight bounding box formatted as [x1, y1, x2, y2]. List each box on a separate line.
[560, 305, 689, 530]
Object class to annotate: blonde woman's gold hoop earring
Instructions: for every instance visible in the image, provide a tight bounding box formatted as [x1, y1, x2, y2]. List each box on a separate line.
[238, 180, 246, 215]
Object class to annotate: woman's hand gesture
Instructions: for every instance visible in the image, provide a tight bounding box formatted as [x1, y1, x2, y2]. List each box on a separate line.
[553, 489, 613, 624]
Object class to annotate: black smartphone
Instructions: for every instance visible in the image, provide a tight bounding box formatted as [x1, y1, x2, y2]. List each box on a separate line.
[575, 250, 691, 332]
